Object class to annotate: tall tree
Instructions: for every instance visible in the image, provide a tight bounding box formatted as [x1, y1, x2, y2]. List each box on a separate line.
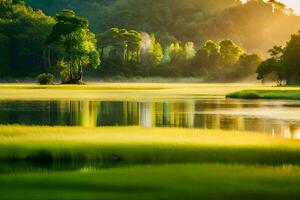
[257, 31, 300, 85]
[46, 9, 100, 83]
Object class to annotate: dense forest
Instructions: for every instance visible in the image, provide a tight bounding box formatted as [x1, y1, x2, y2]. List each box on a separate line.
[1, 0, 300, 83]
[27, 0, 300, 54]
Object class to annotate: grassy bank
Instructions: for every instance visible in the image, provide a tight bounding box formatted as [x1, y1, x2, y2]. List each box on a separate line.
[1, 163, 300, 200]
[0, 83, 286, 100]
[227, 90, 300, 100]
[1, 126, 300, 165]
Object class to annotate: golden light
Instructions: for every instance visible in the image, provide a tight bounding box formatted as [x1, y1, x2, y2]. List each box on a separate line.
[241, 0, 300, 15]
[279, 0, 300, 15]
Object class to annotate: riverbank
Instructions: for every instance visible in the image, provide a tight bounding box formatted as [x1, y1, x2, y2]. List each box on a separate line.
[0, 83, 291, 100]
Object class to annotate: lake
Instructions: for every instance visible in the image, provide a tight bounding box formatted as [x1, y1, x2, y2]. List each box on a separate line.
[0, 98, 300, 139]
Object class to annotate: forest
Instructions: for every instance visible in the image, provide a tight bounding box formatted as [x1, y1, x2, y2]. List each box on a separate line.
[1, 0, 300, 83]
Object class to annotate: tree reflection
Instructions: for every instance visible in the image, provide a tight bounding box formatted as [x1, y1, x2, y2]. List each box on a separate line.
[0, 100, 299, 138]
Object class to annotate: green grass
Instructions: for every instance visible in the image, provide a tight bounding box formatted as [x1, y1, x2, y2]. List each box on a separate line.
[227, 90, 300, 100]
[1, 126, 300, 165]
[1, 163, 300, 200]
[2, 84, 300, 199]
[0, 83, 290, 100]
[1, 83, 300, 100]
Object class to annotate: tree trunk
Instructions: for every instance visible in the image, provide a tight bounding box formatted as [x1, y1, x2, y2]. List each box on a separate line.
[63, 59, 84, 84]
[100, 47, 104, 60]
[78, 60, 83, 81]
[69, 53, 74, 81]
[47, 47, 51, 68]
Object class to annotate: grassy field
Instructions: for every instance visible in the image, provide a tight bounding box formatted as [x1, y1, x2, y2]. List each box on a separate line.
[1, 126, 300, 165]
[1, 84, 300, 199]
[227, 90, 300, 100]
[0, 83, 295, 100]
[1, 163, 300, 200]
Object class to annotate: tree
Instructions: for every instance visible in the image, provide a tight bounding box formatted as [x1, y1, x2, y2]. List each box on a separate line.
[46, 9, 100, 84]
[219, 39, 244, 66]
[149, 34, 163, 65]
[0, 33, 11, 77]
[191, 39, 258, 80]
[233, 53, 261, 80]
[97, 28, 142, 75]
[280, 31, 300, 84]
[257, 31, 300, 85]
[256, 58, 279, 83]
[0, 0, 55, 77]
[268, 45, 283, 60]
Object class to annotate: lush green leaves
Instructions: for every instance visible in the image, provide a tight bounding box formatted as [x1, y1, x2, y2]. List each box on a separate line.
[258, 31, 300, 85]
[0, 0, 55, 77]
[47, 10, 100, 83]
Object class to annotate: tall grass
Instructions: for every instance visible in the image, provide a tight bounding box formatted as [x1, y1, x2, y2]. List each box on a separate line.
[1, 163, 300, 200]
[1, 126, 300, 165]
[0, 83, 291, 100]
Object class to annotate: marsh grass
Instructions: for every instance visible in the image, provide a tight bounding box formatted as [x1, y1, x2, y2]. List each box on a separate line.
[1, 126, 300, 165]
[227, 90, 300, 100]
[1, 163, 300, 200]
[0, 83, 291, 100]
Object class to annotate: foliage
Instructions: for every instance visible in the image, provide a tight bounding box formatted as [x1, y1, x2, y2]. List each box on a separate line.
[36, 73, 54, 85]
[0, 0, 55, 77]
[97, 28, 142, 75]
[46, 9, 100, 83]
[256, 58, 279, 82]
[28, 0, 300, 55]
[257, 31, 300, 85]
[149, 34, 163, 65]
[191, 39, 260, 81]
[3, 0, 300, 81]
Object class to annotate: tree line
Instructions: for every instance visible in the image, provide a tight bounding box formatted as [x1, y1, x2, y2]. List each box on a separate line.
[257, 31, 300, 85]
[2, 0, 300, 84]
[28, 0, 300, 55]
[0, 0, 261, 82]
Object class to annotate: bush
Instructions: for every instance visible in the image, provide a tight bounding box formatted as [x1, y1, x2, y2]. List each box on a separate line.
[37, 73, 54, 85]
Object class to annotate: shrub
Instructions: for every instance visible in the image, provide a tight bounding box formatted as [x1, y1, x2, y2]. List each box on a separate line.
[37, 73, 54, 85]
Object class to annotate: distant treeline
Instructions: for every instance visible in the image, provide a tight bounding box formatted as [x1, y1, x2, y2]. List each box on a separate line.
[1, 0, 300, 83]
[27, 0, 300, 54]
[257, 31, 300, 85]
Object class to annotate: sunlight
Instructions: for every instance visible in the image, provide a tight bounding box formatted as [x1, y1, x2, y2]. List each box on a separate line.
[279, 0, 300, 15]
[3, 0, 300, 198]
[241, 0, 300, 15]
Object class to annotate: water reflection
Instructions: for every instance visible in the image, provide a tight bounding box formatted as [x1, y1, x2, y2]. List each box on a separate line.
[0, 161, 119, 174]
[1, 99, 300, 138]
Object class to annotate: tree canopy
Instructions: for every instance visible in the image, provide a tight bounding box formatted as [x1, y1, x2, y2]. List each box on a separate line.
[0, 0, 54, 77]
[28, 0, 300, 55]
[1, 0, 300, 83]
[47, 9, 100, 83]
[257, 31, 300, 85]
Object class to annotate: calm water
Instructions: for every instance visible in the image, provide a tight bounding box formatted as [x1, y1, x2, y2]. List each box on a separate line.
[1, 98, 300, 139]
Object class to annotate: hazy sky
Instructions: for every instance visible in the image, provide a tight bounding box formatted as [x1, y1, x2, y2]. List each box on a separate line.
[241, 0, 300, 15]
[279, 0, 300, 14]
